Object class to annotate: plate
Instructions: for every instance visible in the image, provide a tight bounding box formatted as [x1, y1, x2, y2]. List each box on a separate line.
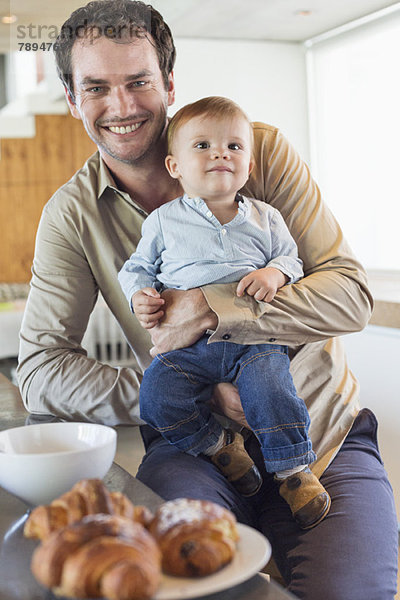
[155, 523, 271, 600]
[0, 471, 272, 600]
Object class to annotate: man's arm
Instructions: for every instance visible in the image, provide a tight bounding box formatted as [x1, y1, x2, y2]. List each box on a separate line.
[149, 288, 217, 357]
[17, 202, 145, 425]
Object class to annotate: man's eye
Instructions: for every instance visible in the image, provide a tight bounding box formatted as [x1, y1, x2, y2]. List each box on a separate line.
[194, 142, 209, 149]
[87, 86, 104, 93]
[228, 143, 241, 150]
[130, 81, 147, 88]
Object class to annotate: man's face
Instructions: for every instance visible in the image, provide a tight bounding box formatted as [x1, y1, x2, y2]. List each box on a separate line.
[67, 34, 175, 166]
[166, 114, 254, 203]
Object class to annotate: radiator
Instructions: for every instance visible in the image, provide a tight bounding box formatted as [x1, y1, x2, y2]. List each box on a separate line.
[82, 298, 137, 368]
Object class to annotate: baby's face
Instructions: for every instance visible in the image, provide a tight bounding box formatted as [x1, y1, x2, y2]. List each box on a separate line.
[165, 113, 254, 202]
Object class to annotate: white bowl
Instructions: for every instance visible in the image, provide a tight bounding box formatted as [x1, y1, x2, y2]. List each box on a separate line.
[0, 422, 116, 506]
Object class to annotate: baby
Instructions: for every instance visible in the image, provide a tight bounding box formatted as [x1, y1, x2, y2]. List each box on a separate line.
[119, 96, 330, 529]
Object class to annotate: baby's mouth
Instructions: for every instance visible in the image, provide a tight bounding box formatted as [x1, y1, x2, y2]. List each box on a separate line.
[208, 166, 233, 173]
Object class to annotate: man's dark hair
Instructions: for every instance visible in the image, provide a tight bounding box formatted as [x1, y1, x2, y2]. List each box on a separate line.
[54, 0, 176, 101]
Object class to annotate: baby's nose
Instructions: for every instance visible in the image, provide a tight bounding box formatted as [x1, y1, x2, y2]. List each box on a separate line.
[211, 148, 230, 159]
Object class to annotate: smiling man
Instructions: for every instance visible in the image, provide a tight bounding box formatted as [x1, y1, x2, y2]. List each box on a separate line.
[65, 28, 180, 212]
[68, 37, 172, 163]
[17, 1, 398, 598]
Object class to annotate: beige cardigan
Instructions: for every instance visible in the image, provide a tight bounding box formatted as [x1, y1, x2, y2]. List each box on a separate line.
[17, 122, 373, 477]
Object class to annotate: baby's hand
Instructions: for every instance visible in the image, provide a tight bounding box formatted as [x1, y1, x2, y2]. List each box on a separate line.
[131, 288, 165, 329]
[236, 267, 288, 302]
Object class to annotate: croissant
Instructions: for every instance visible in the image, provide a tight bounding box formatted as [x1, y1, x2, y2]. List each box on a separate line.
[31, 514, 161, 600]
[24, 479, 154, 540]
[148, 498, 239, 577]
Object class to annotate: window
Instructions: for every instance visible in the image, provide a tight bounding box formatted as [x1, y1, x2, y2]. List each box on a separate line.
[6, 51, 37, 103]
[306, 9, 400, 273]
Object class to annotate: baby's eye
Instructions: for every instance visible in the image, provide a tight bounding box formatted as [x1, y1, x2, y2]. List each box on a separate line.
[194, 141, 209, 149]
[228, 143, 241, 151]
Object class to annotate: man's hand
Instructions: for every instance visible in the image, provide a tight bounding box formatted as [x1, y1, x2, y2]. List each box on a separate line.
[210, 383, 249, 428]
[132, 288, 165, 329]
[236, 267, 288, 302]
[149, 288, 218, 357]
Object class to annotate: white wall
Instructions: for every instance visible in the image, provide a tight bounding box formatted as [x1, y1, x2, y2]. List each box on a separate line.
[343, 326, 400, 522]
[171, 38, 310, 163]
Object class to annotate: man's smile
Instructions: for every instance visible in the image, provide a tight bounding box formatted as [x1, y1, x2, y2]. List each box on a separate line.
[105, 121, 145, 135]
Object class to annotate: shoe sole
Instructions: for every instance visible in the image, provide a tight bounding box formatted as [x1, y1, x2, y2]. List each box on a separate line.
[298, 495, 332, 530]
[237, 478, 263, 497]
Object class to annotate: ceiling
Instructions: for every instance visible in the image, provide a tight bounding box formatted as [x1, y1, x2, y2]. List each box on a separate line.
[1, 0, 399, 53]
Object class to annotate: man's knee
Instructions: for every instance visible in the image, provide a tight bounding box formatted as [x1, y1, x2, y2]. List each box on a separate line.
[136, 437, 257, 526]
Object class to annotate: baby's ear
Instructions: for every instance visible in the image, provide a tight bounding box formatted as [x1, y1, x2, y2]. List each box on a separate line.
[248, 157, 255, 176]
[165, 155, 181, 179]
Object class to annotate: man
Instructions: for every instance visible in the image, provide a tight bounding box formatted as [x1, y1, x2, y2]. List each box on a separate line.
[17, 2, 398, 598]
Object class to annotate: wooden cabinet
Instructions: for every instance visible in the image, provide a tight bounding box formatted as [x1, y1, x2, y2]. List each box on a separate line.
[0, 114, 96, 282]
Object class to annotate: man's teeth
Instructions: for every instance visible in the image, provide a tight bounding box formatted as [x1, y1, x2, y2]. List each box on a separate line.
[109, 123, 141, 134]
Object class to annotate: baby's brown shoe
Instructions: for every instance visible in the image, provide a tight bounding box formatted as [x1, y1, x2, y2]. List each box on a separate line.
[211, 430, 262, 496]
[276, 467, 331, 529]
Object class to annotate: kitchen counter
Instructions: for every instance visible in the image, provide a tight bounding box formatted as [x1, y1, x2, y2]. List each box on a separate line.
[368, 271, 400, 329]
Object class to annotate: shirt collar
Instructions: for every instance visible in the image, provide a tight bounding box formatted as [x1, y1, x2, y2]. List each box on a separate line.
[182, 192, 249, 217]
[182, 193, 204, 207]
[96, 154, 148, 216]
[97, 155, 119, 199]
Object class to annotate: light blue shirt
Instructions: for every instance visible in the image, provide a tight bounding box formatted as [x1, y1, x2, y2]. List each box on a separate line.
[118, 194, 303, 304]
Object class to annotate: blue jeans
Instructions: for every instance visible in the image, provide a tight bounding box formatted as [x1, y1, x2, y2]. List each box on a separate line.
[137, 409, 398, 600]
[140, 335, 316, 472]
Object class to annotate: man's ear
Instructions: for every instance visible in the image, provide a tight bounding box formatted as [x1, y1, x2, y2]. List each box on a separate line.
[167, 71, 175, 107]
[65, 87, 81, 120]
[165, 155, 180, 179]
